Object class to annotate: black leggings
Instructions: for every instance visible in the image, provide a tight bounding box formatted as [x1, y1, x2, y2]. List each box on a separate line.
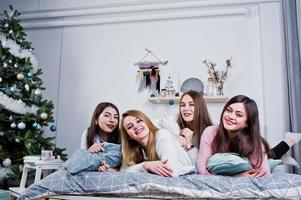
[270, 141, 290, 159]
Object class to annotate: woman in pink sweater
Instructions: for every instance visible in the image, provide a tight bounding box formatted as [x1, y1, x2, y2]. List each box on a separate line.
[197, 95, 271, 177]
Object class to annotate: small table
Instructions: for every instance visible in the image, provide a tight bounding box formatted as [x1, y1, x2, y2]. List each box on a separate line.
[10, 158, 64, 198]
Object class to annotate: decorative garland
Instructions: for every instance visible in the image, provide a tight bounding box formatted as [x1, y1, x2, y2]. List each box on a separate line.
[0, 91, 38, 114]
[0, 33, 38, 71]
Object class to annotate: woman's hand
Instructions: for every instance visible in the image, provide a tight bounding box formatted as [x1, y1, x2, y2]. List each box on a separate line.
[234, 170, 256, 178]
[234, 168, 267, 178]
[142, 160, 173, 177]
[88, 143, 105, 153]
[177, 135, 187, 150]
[98, 162, 118, 172]
[180, 128, 194, 149]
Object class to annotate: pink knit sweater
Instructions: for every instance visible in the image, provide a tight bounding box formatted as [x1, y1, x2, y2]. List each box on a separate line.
[197, 125, 270, 176]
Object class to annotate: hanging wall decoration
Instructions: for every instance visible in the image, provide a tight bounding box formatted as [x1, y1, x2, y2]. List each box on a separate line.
[135, 49, 168, 95]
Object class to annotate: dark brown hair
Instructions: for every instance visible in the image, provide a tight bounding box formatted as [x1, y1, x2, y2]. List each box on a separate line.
[177, 90, 213, 147]
[212, 95, 269, 167]
[86, 102, 120, 148]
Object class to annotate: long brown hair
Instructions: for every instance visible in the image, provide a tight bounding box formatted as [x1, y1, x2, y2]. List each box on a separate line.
[212, 95, 269, 167]
[177, 90, 213, 147]
[121, 110, 159, 165]
[86, 102, 120, 148]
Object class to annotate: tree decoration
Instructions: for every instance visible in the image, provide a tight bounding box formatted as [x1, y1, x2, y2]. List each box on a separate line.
[2, 158, 12, 167]
[202, 57, 233, 95]
[16, 73, 24, 80]
[17, 121, 26, 129]
[40, 112, 48, 120]
[34, 89, 42, 96]
[50, 125, 57, 132]
[0, 91, 39, 114]
[0, 5, 67, 180]
[10, 122, 16, 128]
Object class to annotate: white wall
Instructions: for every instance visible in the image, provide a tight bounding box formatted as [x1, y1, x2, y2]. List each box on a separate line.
[0, 0, 289, 156]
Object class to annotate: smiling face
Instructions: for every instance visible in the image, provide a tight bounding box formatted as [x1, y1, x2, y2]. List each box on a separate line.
[123, 116, 150, 147]
[222, 102, 248, 134]
[180, 94, 195, 122]
[96, 106, 119, 133]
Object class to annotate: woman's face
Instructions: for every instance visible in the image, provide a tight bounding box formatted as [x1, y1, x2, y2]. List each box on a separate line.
[123, 116, 149, 146]
[222, 102, 248, 133]
[96, 106, 119, 133]
[180, 94, 195, 122]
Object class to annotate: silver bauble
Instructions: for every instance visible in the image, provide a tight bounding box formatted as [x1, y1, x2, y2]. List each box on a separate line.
[3, 158, 12, 167]
[17, 73, 25, 80]
[25, 84, 30, 91]
[40, 112, 48, 120]
[34, 89, 42, 96]
[10, 122, 17, 128]
[17, 121, 26, 130]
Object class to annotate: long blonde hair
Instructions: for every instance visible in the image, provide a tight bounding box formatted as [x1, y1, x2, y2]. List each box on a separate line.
[121, 110, 159, 165]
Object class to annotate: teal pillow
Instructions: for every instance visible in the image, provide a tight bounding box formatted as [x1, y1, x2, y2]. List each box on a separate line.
[269, 159, 282, 170]
[207, 153, 252, 175]
[207, 153, 282, 175]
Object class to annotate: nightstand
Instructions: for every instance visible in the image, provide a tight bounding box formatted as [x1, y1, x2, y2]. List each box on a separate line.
[9, 157, 64, 198]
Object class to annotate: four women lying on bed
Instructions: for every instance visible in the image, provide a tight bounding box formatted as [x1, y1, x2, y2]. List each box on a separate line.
[71, 91, 301, 177]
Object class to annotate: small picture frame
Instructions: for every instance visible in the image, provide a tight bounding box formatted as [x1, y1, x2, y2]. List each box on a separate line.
[41, 150, 53, 161]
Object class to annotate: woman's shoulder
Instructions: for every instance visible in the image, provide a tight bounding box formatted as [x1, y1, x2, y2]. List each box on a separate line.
[157, 114, 180, 135]
[203, 125, 219, 137]
[155, 128, 175, 140]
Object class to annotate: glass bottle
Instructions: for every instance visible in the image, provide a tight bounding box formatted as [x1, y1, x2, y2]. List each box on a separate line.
[206, 78, 214, 96]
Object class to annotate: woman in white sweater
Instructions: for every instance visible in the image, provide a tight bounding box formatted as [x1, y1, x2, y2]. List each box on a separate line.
[120, 109, 194, 177]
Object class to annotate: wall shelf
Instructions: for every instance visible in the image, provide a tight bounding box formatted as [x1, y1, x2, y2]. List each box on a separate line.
[148, 96, 229, 104]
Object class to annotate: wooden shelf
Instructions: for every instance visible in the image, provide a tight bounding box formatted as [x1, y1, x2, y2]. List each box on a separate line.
[148, 96, 229, 104]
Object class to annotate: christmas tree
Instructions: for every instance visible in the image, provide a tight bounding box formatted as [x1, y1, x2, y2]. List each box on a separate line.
[0, 6, 66, 182]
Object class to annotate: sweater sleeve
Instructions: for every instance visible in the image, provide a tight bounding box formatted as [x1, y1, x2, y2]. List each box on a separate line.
[197, 125, 218, 175]
[80, 129, 88, 150]
[155, 129, 194, 177]
[119, 161, 146, 173]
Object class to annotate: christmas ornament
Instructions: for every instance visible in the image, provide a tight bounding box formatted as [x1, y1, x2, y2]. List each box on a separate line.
[17, 73, 25, 80]
[0, 91, 39, 115]
[34, 89, 42, 96]
[168, 100, 174, 105]
[0, 131, 4, 136]
[15, 138, 20, 143]
[17, 121, 26, 129]
[9, 115, 13, 121]
[8, 59, 12, 63]
[2, 158, 12, 167]
[3, 63, 7, 68]
[9, 86, 16, 92]
[0, 77, 2, 83]
[36, 124, 41, 129]
[4, 23, 8, 28]
[40, 112, 48, 120]
[32, 122, 38, 128]
[10, 122, 16, 128]
[0, 34, 38, 71]
[14, 63, 18, 68]
[9, 29, 13, 34]
[50, 125, 57, 132]
[25, 84, 29, 91]
[27, 72, 33, 78]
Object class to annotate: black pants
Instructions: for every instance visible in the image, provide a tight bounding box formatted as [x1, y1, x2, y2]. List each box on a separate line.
[270, 141, 290, 159]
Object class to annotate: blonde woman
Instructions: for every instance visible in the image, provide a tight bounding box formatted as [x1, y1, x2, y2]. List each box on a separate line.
[120, 110, 194, 177]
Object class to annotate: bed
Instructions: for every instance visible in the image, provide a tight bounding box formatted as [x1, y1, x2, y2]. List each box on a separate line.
[17, 169, 301, 200]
